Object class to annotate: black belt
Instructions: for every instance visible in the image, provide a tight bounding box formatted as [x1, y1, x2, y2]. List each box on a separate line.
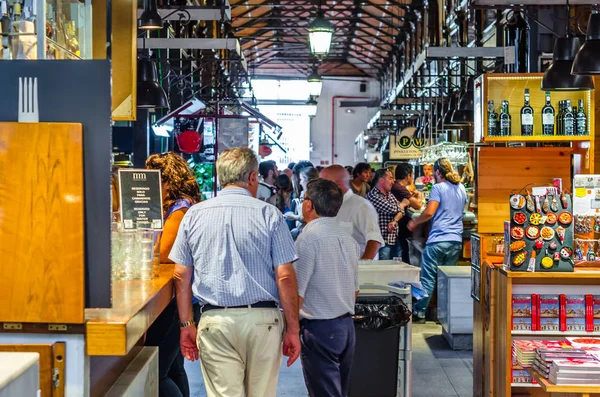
[201, 301, 277, 313]
[300, 313, 352, 325]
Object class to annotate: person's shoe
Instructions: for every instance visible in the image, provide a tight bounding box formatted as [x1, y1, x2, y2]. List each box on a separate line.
[412, 315, 426, 324]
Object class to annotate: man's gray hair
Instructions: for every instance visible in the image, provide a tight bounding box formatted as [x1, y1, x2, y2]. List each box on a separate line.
[216, 147, 259, 187]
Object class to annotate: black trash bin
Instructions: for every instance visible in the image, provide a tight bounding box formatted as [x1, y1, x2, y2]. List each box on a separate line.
[349, 288, 412, 397]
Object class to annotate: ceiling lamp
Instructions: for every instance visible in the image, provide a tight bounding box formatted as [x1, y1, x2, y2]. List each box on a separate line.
[572, 12, 600, 75]
[139, 0, 162, 30]
[308, 11, 334, 57]
[307, 67, 323, 97]
[137, 58, 169, 109]
[541, 36, 594, 91]
[306, 96, 318, 117]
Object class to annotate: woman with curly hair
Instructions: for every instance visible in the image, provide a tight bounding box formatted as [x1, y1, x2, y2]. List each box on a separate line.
[144, 152, 201, 397]
[146, 152, 202, 263]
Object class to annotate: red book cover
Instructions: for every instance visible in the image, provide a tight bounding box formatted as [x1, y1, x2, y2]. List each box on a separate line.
[560, 294, 567, 332]
[586, 295, 594, 333]
[532, 294, 539, 331]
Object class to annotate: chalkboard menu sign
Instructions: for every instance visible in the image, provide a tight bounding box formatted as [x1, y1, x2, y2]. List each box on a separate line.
[118, 169, 164, 230]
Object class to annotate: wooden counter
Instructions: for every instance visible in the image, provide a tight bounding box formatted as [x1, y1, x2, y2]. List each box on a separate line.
[85, 265, 174, 356]
[531, 369, 600, 397]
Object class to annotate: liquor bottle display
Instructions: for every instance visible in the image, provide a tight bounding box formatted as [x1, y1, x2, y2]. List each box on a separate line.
[541, 91, 555, 136]
[500, 100, 511, 136]
[557, 101, 564, 136]
[576, 99, 587, 136]
[563, 100, 575, 136]
[488, 100, 499, 136]
[520, 88, 534, 136]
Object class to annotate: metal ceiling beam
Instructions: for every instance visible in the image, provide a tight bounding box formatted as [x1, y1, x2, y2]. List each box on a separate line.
[136, 3, 232, 21]
[138, 38, 248, 72]
[426, 46, 515, 63]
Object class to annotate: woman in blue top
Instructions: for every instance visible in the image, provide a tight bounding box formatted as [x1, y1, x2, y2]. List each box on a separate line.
[408, 158, 467, 323]
[145, 152, 202, 397]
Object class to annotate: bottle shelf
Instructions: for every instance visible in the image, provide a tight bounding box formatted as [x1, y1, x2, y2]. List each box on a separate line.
[484, 135, 591, 143]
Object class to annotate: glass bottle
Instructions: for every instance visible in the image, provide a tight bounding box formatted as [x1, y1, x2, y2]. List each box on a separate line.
[563, 100, 575, 136]
[520, 88, 534, 136]
[500, 100, 511, 136]
[556, 101, 564, 136]
[576, 99, 587, 136]
[487, 100, 499, 137]
[541, 91, 555, 136]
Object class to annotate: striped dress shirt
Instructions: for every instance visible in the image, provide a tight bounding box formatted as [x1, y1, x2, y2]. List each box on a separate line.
[169, 187, 298, 306]
[294, 217, 361, 320]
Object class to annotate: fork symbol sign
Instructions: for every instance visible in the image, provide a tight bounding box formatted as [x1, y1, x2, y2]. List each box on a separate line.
[18, 77, 39, 123]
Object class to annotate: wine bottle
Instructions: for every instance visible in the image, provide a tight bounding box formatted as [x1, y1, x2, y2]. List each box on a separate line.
[487, 100, 498, 137]
[576, 99, 587, 136]
[556, 101, 564, 136]
[563, 100, 575, 136]
[500, 100, 511, 136]
[520, 88, 534, 136]
[541, 92, 555, 136]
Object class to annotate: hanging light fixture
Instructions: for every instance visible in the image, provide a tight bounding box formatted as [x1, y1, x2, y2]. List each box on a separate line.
[541, 36, 594, 90]
[138, 0, 162, 30]
[308, 8, 334, 57]
[306, 96, 318, 117]
[307, 67, 323, 97]
[137, 58, 169, 109]
[572, 12, 600, 75]
[542, 0, 594, 90]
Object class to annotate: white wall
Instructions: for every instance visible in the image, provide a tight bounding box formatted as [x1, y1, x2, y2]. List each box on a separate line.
[310, 79, 380, 167]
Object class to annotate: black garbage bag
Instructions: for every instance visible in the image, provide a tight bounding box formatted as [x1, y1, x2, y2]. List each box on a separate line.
[353, 296, 411, 330]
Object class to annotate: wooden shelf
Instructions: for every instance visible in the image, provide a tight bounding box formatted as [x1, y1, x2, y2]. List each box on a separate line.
[499, 268, 600, 279]
[85, 265, 174, 356]
[484, 135, 591, 142]
[512, 330, 600, 336]
[531, 369, 600, 395]
[512, 382, 541, 388]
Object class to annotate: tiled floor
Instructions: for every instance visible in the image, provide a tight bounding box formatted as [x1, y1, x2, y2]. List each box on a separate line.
[186, 322, 474, 396]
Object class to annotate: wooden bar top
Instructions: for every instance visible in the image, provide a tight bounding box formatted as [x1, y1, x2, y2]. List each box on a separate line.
[85, 265, 174, 356]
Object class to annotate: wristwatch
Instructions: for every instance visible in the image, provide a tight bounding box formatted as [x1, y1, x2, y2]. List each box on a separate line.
[180, 319, 195, 328]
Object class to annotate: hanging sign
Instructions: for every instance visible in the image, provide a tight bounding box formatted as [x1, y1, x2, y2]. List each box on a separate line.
[389, 127, 427, 160]
[118, 169, 164, 230]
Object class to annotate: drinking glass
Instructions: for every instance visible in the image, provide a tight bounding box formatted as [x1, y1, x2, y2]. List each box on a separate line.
[137, 228, 155, 280]
[120, 230, 139, 280]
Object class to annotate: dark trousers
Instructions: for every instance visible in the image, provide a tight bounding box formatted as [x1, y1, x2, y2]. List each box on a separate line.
[300, 315, 356, 397]
[398, 236, 410, 264]
[146, 300, 201, 397]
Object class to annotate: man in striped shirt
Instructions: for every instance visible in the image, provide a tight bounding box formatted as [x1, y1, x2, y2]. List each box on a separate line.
[294, 178, 361, 397]
[169, 147, 301, 397]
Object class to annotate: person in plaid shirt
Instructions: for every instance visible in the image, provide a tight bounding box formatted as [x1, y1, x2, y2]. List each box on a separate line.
[367, 169, 409, 260]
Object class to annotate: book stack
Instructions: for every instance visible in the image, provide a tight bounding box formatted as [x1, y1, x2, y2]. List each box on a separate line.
[566, 337, 600, 360]
[513, 340, 572, 368]
[532, 348, 588, 379]
[512, 294, 600, 331]
[549, 357, 600, 385]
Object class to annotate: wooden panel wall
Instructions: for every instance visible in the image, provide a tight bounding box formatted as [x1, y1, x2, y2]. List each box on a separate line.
[477, 147, 572, 234]
[0, 123, 85, 323]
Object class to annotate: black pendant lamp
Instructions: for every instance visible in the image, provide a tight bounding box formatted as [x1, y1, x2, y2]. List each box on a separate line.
[451, 77, 475, 123]
[572, 13, 600, 75]
[542, 36, 594, 91]
[137, 58, 169, 109]
[139, 0, 162, 30]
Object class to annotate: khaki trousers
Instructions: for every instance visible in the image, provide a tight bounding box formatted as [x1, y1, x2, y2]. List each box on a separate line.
[196, 307, 284, 397]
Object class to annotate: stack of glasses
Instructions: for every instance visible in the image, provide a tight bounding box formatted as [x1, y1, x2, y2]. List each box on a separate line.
[111, 221, 160, 280]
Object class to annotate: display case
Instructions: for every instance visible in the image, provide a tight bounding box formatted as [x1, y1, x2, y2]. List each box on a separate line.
[474, 73, 595, 143]
[0, 0, 92, 60]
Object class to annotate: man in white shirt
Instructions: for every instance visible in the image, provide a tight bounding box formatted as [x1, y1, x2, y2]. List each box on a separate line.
[257, 160, 278, 201]
[321, 165, 384, 259]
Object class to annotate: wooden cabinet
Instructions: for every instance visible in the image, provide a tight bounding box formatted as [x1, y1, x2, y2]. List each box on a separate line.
[0, 343, 65, 397]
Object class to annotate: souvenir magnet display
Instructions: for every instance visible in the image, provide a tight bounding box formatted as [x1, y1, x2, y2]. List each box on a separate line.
[508, 191, 574, 272]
